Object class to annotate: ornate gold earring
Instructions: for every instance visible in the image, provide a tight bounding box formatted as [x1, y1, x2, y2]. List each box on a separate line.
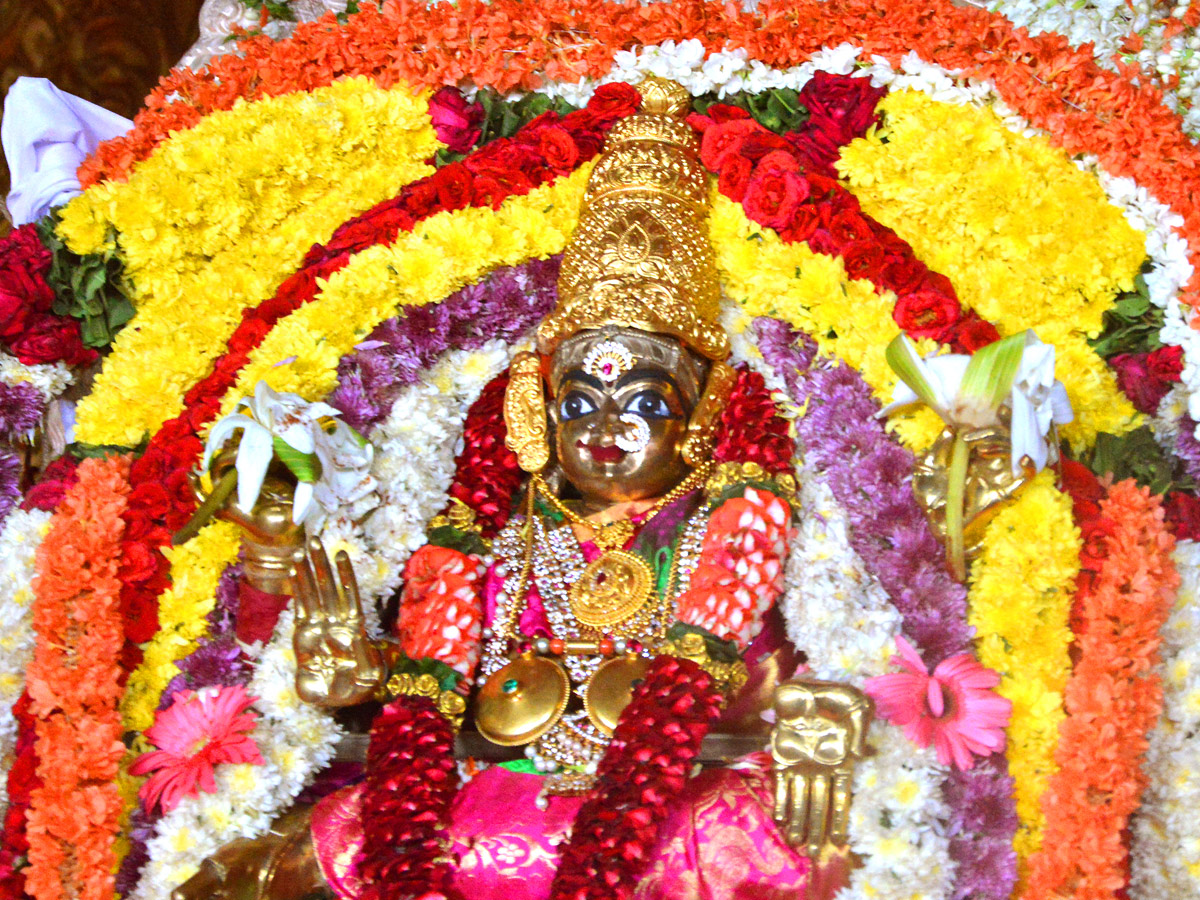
[681, 360, 736, 467]
[504, 351, 551, 473]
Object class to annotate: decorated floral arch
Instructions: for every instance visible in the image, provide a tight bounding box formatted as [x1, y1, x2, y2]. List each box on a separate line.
[1, 1, 1199, 899]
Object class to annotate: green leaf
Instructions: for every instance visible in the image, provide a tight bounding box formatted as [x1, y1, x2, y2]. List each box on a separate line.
[884, 334, 945, 414]
[1086, 427, 1193, 494]
[272, 435, 320, 483]
[959, 331, 1026, 411]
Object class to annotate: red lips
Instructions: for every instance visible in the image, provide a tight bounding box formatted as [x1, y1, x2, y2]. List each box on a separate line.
[578, 440, 625, 463]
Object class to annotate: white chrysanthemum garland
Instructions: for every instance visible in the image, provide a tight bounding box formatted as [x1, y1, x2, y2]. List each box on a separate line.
[0, 352, 72, 404]
[318, 338, 523, 635]
[0, 509, 51, 822]
[727, 311, 956, 900]
[1130, 538, 1200, 900]
[130, 608, 343, 900]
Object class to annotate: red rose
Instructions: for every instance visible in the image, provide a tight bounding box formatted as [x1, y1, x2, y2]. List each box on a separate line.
[1059, 458, 1103, 521]
[740, 130, 792, 161]
[428, 87, 483, 153]
[471, 140, 542, 174]
[893, 288, 961, 338]
[789, 114, 845, 177]
[829, 208, 873, 246]
[718, 155, 753, 202]
[779, 206, 820, 244]
[699, 119, 763, 172]
[10, 314, 97, 367]
[757, 149, 802, 175]
[119, 539, 165, 586]
[472, 170, 535, 208]
[20, 454, 79, 512]
[431, 163, 475, 212]
[401, 178, 441, 218]
[946, 310, 1001, 353]
[798, 71, 886, 138]
[585, 82, 641, 123]
[1109, 350, 1173, 414]
[687, 102, 752, 134]
[120, 590, 161, 644]
[881, 255, 929, 294]
[743, 165, 806, 230]
[1148, 344, 1184, 383]
[0, 225, 56, 339]
[538, 126, 580, 171]
[840, 240, 886, 280]
[1165, 491, 1200, 541]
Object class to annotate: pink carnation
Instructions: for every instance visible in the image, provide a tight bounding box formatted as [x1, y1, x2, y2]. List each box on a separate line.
[130, 684, 264, 813]
[864, 637, 1010, 770]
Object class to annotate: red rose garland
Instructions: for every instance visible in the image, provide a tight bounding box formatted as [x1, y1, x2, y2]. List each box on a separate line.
[0, 694, 40, 900]
[548, 655, 723, 900]
[359, 695, 463, 900]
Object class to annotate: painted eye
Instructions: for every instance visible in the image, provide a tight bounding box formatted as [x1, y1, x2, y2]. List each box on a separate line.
[623, 390, 672, 419]
[560, 391, 597, 421]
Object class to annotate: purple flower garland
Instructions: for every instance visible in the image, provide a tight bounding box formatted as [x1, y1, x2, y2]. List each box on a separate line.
[752, 316, 1018, 900]
[330, 256, 560, 431]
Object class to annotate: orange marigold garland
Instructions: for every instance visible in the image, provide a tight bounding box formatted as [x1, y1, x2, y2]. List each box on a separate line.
[1021, 478, 1179, 900]
[23, 456, 130, 900]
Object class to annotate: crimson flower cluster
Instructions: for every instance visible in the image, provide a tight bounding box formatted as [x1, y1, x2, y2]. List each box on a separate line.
[360, 695, 463, 900]
[0, 693, 39, 900]
[1107, 344, 1184, 415]
[548, 656, 723, 900]
[712, 366, 794, 475]
[444, 373, 522, 539]
[692, 73, 999, 354]
[0, 224, 95, 367]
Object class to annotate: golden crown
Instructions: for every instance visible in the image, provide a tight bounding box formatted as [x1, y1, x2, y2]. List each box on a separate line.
[536, 77, 729, 361]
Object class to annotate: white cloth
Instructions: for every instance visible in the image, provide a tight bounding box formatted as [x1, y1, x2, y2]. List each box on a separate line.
[2, 77, 132, 225]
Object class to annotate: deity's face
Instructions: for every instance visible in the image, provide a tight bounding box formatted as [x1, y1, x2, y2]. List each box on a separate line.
[550, 333, 697, 507]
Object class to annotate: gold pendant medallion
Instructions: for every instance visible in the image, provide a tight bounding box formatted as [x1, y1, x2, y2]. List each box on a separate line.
[584, 653, 652, 735]
[475, 652, 569, 746]
[568, 549, 653, 629]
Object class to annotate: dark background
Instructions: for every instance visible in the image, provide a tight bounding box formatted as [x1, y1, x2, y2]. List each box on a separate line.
[0, 0, 208, 235]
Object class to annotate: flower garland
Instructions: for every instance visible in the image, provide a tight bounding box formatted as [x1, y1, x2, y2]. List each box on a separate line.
[1023, 478, 1177, 899]
[359, 695, 462, 900]
[130, 608, 342, 900]
[25, 456, 130, 900]
[836, 88, 1146, 451]
[749, 316, 1019, 900]
[0, 510, 52, 818]
[215, 164, 590, 419]
[58, 78, 440, 448]
[968, 470, 1081, 869]
[0, 694, 40, 900]
[547, 655, 724, 900]
[1131, 538, 1200, 899]
[120, 521, 241, 734]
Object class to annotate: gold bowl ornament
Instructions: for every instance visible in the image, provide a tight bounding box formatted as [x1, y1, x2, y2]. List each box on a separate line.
[475, 652, 570, 746]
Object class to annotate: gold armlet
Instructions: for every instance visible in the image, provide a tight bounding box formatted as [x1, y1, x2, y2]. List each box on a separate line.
[705, 461, 797, 505]
[384, 672, 467, 730]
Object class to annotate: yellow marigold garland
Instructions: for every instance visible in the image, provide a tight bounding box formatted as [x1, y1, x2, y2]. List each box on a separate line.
[118, 521, 240, 734]
[837, 90, 1144, 451]
[968, 469, 1081, 874]
[215, 163, 593, 415]
[58, 78, 440, 448]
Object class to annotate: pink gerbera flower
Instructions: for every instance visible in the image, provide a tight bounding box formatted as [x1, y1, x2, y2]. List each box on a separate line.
[864, 637, 1011, 770]
[130, 684, 264, 813]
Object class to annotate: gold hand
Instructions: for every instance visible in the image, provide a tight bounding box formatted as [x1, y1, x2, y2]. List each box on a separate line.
[292, 537, 386, 708]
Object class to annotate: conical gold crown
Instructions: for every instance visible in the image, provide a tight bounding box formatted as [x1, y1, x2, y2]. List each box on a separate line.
[537, 77, 729, 361]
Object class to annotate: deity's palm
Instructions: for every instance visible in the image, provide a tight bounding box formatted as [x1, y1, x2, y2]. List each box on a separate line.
[292, 538, 386, 707]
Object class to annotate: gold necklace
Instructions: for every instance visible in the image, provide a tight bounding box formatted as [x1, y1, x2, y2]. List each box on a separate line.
[531, 463, 711, 551]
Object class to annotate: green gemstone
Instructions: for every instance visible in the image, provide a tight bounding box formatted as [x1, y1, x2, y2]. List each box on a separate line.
[502, 678, 519, 694]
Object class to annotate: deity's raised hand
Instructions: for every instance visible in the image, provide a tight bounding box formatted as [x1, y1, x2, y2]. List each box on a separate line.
[292, 537, 386, 708]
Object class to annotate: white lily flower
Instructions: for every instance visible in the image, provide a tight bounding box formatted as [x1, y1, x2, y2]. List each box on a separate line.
[201, 382, 363, 529]
[304, 420, 377, 533]
[880, 331, 1072, 476]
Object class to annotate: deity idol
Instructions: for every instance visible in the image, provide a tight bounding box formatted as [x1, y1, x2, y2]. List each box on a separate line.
[178, 78, 874, 900]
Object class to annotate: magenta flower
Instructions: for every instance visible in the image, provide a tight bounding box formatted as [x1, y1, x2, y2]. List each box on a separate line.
[130, 684, 264, 813]
[864, 637, 1011, 770]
